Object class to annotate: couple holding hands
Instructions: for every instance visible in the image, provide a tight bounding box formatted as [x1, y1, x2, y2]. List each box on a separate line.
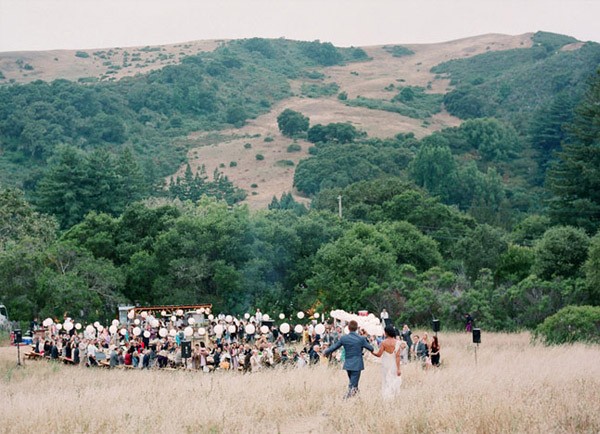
[324, 320, 401, 399]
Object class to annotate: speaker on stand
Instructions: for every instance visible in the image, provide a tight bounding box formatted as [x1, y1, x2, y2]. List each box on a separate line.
[432, 319, 440, 336]
[472, 328, 481, 365]
[14, 329, 22, 366]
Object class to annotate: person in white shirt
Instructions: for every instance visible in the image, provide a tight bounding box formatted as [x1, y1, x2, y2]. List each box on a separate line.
[87, 340, 98, 366]
[380, 309, 389, 320]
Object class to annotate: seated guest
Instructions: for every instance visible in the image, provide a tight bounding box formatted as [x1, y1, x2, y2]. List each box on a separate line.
[109, 347, 119, 368]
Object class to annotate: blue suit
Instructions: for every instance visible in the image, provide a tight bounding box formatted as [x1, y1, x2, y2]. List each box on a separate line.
[324, 331, 374, 397]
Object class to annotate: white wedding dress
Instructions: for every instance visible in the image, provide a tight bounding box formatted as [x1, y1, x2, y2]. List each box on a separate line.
[381, 340, 402, 399]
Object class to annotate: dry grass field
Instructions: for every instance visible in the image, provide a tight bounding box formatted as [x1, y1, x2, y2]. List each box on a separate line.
[1, 332, 598, 434]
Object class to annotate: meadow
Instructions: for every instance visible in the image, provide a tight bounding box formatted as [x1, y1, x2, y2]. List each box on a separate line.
[1, 332, 599, 434]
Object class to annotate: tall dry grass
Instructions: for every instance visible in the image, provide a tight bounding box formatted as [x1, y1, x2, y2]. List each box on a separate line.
[0, 332, 599, 434]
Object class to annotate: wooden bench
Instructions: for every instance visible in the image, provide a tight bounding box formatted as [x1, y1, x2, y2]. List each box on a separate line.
[26, 351, 44, 360]
[59, 356, 75, 365]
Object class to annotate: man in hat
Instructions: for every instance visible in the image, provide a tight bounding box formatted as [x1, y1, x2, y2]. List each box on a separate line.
[323, 320, 374, 398]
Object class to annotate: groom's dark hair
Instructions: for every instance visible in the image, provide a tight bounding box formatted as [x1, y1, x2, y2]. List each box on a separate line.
[348, 320, 358, 332]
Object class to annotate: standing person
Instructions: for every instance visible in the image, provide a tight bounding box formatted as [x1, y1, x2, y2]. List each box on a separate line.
[464, 313, 474, 333]
[401, 324, 412, 359]
[430, 336, 441, 367]
[380, 309, 389, 322]
[416, 335, 429, 367]
[323, 320, 374, 399]
[371, 325, 402, 399]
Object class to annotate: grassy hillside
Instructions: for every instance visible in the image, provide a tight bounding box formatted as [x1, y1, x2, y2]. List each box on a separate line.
[0, 39, 365, 190]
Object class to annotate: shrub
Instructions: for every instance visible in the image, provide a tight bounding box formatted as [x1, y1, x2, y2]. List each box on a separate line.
[301, 82, 339, 98]
[255, 154, 264, 161]
[287, 143, 302, 153]
[251, 183, 258, 188]
[264, 137, 274, 143]
[75, 51, 90, 58]
[338, 91, 348, 101]
[535, 305, 600, 345]
[383, 45, 415, 58]
[276, 160, 295, 167]
[229, 161, 238, 167]
[244, 143, 252, 149]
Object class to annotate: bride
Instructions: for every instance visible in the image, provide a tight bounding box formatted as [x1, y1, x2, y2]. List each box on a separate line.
[372, 325, 402, 399]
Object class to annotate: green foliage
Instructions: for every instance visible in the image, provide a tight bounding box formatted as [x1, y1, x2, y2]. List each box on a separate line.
[584, 233, 600, 304]
[275, 159, 294, 167]
[294, 141, 412, 195]
[337, 91, 348, 101]
[277, 109, 310, 137]
[0, 188, 57, 249]
[229, 161, 237, 167]
[535, 305, 600, 344]
[307, 222, 397, 310]
[533, 226, 590, 279]
[433, 40, 600, 132]
[306, 122, 361, 144]
[286, 143, 302, 152]
[166, 164, 246, 206]
[255, 154, 265, 161]
[383, 45, 415, 58]
[75, 51, 90, 58]
[34, 145, 148, 228]
[346, 86, 443, 119]
[299, 41, 344, 66]
[457, 224, 508, 280]
[301, 82, 340, 98]
[547, 70, 600, 233]
[460, 118, 521, 161]
[532, 31, 579, 53]
[511, 215, 553, 246]
[268, 192, 307, 215]
[244, 142, 252, 149]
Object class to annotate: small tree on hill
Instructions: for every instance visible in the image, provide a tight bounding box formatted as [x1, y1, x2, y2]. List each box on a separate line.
[277, 109, 309, 137]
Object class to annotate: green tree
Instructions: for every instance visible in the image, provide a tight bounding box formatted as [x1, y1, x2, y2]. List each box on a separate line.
[533, 226, 589, 279]
[535, 305, 600, 344]
[34, 145, 91, 228]
[376, 221, 442, 271]
[457, 224, 508, 281]
[277, 109, 309, 137]
[547, 70, 600, 233]
[409, 145, 457, 201]
[583, 233, 600, 304]
[307, 223, 396, 311]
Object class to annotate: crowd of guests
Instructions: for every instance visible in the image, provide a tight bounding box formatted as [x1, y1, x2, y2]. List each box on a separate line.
[28, 310, 442, 371]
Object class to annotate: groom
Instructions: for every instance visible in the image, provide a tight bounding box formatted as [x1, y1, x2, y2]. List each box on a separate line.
[324, 320, 374, 398]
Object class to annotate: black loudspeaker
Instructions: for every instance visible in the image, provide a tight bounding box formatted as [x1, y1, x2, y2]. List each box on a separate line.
[383, 318, 393, 328]
[472, 328, 481, 344]
[262, 320, 274, 329]
[14, 329, 22, 344]
[181, 341, 192, 358]
[432, 319, 440, 332]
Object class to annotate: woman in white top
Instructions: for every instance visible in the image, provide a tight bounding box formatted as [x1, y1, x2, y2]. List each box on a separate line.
[371, 325, 402, 399]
